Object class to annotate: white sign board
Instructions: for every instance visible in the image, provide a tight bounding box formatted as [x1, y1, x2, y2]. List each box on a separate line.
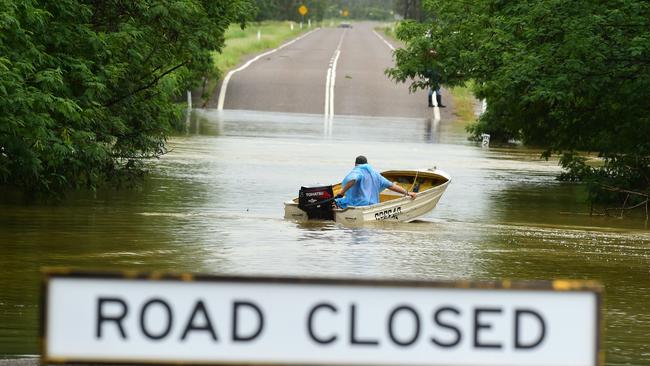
[42, 272, 601, 366]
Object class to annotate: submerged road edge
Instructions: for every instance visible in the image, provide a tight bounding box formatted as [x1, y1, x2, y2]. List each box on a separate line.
[0, 359, 38, 366]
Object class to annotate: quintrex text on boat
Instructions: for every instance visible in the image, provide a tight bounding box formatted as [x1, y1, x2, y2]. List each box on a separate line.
[375, 206, 401, 220]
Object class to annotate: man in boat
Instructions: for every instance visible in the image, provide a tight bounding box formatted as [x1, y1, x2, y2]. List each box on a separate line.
[334, 156, 417, 209]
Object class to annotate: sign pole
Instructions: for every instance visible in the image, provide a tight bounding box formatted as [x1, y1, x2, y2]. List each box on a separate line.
[298, 4, 309, 30]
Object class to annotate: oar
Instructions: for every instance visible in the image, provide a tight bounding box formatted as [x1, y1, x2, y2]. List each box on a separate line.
[409, 170, 420, 192]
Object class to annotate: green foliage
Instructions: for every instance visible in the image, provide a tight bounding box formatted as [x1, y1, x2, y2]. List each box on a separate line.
[253, 0, 325, 21]
[0, 0, 253, 195]
[394, 0, 425, 21]
[387, 0, 650, 205]
[201, 21, 307, 103]
[214, 21, 307, 73]
[253, 0, 394, 22]
[560, 153, 650, 206]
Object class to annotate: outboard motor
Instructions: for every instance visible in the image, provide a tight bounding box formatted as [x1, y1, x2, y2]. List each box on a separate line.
[298, 185, 334, 220]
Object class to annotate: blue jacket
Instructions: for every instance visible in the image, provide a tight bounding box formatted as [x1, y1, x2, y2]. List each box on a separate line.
[335, 164, 393, 209]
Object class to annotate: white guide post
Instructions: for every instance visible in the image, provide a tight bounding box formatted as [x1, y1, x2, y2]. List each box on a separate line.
[433, 90, 441, 121]
[481, 133, 491, 148]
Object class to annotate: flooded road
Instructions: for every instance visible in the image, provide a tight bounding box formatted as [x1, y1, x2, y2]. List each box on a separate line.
[1, 110, 649, 365]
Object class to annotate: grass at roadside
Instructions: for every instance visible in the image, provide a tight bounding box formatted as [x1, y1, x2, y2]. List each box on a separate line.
[374, 22, 398, 39]
[201, 21, 310, 104]
[449, 82, 479, 124]
[213, 21, 307, 75]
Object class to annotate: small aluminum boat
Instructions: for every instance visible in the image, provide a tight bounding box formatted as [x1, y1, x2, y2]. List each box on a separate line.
[284, 168, 451, 225]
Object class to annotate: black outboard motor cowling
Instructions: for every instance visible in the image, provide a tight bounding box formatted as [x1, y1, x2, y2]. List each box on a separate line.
[298, 185, 334, 220]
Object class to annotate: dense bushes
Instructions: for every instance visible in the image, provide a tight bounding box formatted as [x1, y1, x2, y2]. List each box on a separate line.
[387, 0, 650, 207]
[0, 0, 253, 194]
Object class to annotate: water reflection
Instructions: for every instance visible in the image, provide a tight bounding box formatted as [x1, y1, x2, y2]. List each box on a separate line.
[424, 117, 440, 143]
[0, 109, 648, 365]
[188, 109, 463, 145]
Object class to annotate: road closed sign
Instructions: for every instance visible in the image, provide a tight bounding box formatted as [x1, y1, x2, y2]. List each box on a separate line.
[42, 271, 602, 366]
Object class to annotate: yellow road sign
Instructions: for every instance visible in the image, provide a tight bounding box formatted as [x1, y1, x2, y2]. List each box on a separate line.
[342, 9, 349, 17]
[298, 5, 308, 16]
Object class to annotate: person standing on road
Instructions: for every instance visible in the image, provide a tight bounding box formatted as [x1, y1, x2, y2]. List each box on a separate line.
[426, 49, 446, 108]
[334, 156, 416, 209]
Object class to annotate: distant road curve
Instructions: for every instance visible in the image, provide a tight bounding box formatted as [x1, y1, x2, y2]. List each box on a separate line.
[210, 22, 454, 120]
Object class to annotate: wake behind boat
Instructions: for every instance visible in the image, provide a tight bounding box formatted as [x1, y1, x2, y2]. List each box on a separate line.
[284, 169, 451, 225]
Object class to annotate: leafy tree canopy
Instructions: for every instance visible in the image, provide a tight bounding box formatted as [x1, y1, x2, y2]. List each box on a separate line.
[0, 0, 254, 195]
[394, 0, 426, 21]
[387, 0, 650, 207]
[253, 0, 394, 22]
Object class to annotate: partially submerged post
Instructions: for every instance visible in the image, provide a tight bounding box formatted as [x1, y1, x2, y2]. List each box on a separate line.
[432, 91, 441, 121]
[481, 133, 491, 148]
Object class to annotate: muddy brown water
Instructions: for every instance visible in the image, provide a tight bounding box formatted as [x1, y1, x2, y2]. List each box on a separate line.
[1, 110, 649, 364]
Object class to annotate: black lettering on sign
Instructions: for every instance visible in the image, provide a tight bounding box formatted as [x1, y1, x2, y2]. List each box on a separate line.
[307, 303, 338, 345]
[514, 309, 546, 349]
[374, 207, 402, 221]
[97, 297, 128, 339]
[350, 304, 379, 346]
[180, 300, 218, 341]
[387, 305, 420, 347]
[431, 306, 462, 348]
[140, 298, 173, 340]
[474, 308, 503, 349]
[232, 301, 264, 342]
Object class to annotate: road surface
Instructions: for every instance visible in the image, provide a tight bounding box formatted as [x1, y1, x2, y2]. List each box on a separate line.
[210, 22, 454, 120]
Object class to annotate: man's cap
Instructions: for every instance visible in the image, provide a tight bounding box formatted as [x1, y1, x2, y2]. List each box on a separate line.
[355, 155, 368, 165]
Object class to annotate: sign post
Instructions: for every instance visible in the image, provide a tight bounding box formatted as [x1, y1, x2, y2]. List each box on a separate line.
[298, 5, 308, 29]
[42, 271, 602, 366]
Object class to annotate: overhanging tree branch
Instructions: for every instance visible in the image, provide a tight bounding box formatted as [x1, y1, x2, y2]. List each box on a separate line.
[105, 61, 189, 107]
[601, 184, 650, 198]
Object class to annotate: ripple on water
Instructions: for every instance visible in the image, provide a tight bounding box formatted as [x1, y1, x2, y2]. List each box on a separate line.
[0, 110, 648, 363]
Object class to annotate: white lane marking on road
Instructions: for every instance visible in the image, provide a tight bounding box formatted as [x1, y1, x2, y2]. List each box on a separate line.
[372, 30, 395, 51]
[324, 68, 332, 116]
[217, 28, 320, 111]
[324, 29, 347, 119]
[329, 50, 340, 117]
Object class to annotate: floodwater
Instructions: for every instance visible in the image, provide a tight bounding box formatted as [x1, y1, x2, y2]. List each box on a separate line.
[1, 109, 649, 365]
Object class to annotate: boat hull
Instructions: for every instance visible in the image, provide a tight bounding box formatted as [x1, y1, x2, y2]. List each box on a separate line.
[284, 169, 450, 225]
